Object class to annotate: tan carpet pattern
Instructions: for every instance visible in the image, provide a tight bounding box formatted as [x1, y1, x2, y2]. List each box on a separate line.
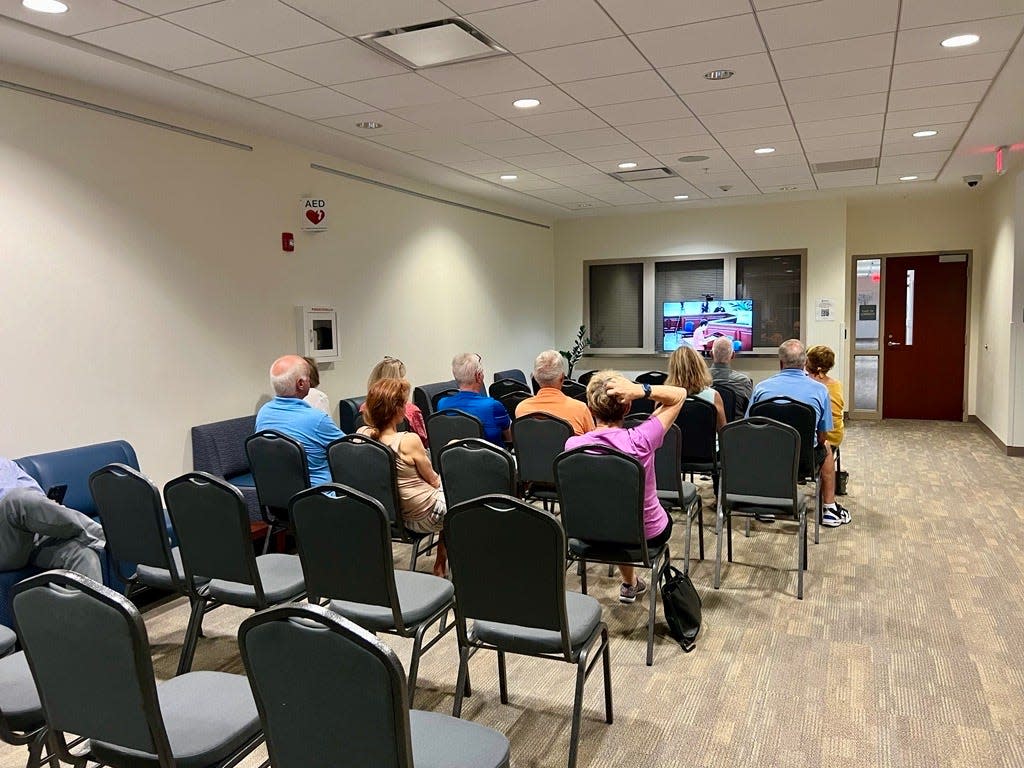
[3, 420, 1023, 767]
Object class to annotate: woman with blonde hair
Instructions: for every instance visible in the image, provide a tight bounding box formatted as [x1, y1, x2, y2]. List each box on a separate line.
[357, 377, 446, 576]
[361, 356, 428, 445]
[667, 345, 727, 430]
[805, 345, 844, 447]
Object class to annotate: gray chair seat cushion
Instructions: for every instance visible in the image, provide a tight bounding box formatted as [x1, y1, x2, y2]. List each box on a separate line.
[658, 481, 698, 509]
[208, 554, 305, 608]
[728, 494, 808, 519]
[136, 547, 209, 593]
[0, 625, 15, 656]
[91, 671, 260, 768]
[471, 591, 601, 655]
[410, 710, 510, 768]
[568, 539, 667, 566]
[328, 571, 453, 632]
[0, 652, 43, 732]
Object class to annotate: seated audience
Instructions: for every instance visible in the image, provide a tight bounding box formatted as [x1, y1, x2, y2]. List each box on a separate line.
[805, 345, 845, 448]
[437, 353, 511, 446]
[0, 457, 106, 581]
[667, 346, 727, 431]
[358, 378, 446, 577]
[747, 340, 849, 527]
[515, 349, 595, 435]
[302, 356, 331, 415]
[361, 356, 428, 446]
[709, 336, 753, 420]
[566, 371, 686, 603]
[255, 354, 344, 486]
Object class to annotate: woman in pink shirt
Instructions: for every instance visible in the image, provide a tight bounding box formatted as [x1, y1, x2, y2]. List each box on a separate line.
[565, 371, 686, 603]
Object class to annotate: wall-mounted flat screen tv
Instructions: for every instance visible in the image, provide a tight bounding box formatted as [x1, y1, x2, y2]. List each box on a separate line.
[663, 299, 754, 352]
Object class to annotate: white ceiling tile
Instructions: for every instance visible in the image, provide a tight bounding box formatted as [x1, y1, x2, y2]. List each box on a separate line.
[414, 145, 498, 163]
[3, 0, 145, 35]
[642, 135, 721, 156]
[790, 93, 888, 123]
[568, 178, 629, 193]
[510, 108, 607, 135]
[502, 150, 579, 169]
[691, 178, 760, 198]
[472, 136, 558, 156]
[469, 86, 583, 117]
[618, 118, 707, 142]
[882, 133, 961, 157]
[661, 53, 776, 95]
[782, 67, 891, 104]
[887, 81, 988, 111]
[260, 40, 407, 85]
[256, 87, 372, 118]
[283, 0, 452, 36]
[322, 112, 422, 135]
[771, 34, 895, 80]
[751, 0, 817, 9]
[600, 0, 751, 33]
[883, 103, 977, 129]
[802, 130, 881, 151]
[891, 52, 1006, 90]
[878, 151, 948, 174]
[559, 71, 673, 107]
[883, 121, 967, 144]
[521, 37, 650, 82]
[444, 0, 532, 12]
[77, 18, 241, 70]
[760, 182, 816, 193]
[900, 0, 1024, 30]
[737, 152, 809, 170]
[534, 165, 610, 181]
[878, 172, 937, 184]
[806, 146, 880, 164]
[476, 171, 561, 190]
[166, 0, 340, 55]
[177, 57, 317, 97]
[545, 128, 628, 150]
[465, 0, 620, 53]
[716, 124, 799, 148]
[569, 144, 650, 164]
[585, 186, 658, 205]
[729, 140, 804, 159]
[120, 0, 218, 13]
[814, 168, 878, 188]
[390, 99, 497, 129]
[757, 0, 898, 49]
[895, 16, 1024, 64]
[748, 166, 814, 185]
[702, 106, 792, 132]
[624, 177, 703, 201]
[420, 56, 547, 97]
[630, 14, 765, 67]
[683, 83, 786, 116]
[528, 188, 603, 206]
[334, 73, 460, 109]
[796, 113, 884, 138]
[667, 148, 741, 173]
[451, 120, 532, 142]
[445, 157, 519, 174]
[362, 129, 451, 149]
[591, 97, 692, 126]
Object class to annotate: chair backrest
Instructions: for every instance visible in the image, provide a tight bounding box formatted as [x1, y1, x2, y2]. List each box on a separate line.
[338, 397, 366, 433]
[164, 473, 263, 600]
[290, 486, 399, 620]
[575, 370, 596, 386]
[430, 388, 460, 412]
[412, 380, 458, 418]
[719, 417, 800, 507]
[676, 396, 718, 466]
[190, 415, 256, 479]
[512, 413, 574, 486]
[492, 369, 528, 387]
[625, 416, 682, 496]
[437, 438, 517, 509]
[444, 496, 571, 653]
[554, 446, 648, 553]
[488, 377, 530, 400]
[88, 464, 180, 588]
[245, 430, 311, 512]
[635, 371, 667, 386]
[12, 571, 173, 763]
[712, 384, 739, 423]
[239, 603, 414, 768]
[327, 435, 401, 527]
[497, 390, 532, 420]
[560, 379, 588, 402]
[425, 410, 484, 469]
[748, 396, 816, 480]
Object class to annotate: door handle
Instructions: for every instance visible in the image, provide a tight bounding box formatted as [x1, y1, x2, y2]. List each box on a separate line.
[887, 341, 901, 347]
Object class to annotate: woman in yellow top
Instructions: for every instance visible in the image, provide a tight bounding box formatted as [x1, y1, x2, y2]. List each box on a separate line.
[805, 345, 844, 446]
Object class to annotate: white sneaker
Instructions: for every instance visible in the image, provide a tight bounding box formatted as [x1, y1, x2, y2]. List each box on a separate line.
[821, 508, 843, 528]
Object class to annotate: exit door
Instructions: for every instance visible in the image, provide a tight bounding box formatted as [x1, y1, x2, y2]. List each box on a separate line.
[881, 254, 968, 420]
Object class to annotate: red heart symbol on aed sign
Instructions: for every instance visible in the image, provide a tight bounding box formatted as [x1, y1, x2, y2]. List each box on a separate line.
[306, 209, 325, 225]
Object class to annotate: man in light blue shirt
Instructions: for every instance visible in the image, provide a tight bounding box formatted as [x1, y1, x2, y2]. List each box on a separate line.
[437, 352, 511, 446]
[747, 339, 848, 527]
[255, 355, 344, 486]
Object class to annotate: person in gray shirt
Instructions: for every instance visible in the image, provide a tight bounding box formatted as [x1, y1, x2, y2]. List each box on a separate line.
[709, 337, 753, 421]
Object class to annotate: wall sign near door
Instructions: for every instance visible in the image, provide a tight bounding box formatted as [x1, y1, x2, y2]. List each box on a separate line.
[859, 304, 877, 321]
[300, 197, 328, 232]
[815, 298, 835, 321]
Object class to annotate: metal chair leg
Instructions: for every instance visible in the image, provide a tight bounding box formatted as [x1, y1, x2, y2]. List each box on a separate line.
[646, 560, 659, 666]
[453, 645, 471, 718]
[176, 596, 207, 675]
[497, 650, 508, 704]
[797, 514, 806, 599]
[696, 504, 705, 560]
[579, 560, 588, 595]
[683, 510, 693, 576]
[567, 649, 589, 768]
[714, 505, 724, 589]
[407, 623, 428, 707]
[601, 627, 613, 724]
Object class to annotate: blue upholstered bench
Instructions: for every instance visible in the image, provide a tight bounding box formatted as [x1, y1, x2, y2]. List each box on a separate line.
[190, 415, 260, 521]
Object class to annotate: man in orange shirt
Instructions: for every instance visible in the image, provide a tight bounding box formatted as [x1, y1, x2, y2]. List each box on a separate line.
[515, 350, 596, 435]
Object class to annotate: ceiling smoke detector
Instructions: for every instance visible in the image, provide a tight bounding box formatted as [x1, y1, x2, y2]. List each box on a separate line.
[358, 18, 507, 69]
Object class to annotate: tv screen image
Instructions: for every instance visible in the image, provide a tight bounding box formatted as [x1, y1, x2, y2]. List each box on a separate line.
[663, 299, 754, 352]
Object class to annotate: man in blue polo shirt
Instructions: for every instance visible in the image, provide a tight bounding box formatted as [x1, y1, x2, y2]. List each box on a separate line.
[255, 355, 344, 486]
[747, 339, 849, 527]
[437, 352, 511, 446]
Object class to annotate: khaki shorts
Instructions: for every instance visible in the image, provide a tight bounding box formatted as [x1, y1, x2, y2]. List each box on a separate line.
[404, 493, 447, 535]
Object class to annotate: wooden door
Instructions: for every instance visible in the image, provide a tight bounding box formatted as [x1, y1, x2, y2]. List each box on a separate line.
[882, 254, 968, 420]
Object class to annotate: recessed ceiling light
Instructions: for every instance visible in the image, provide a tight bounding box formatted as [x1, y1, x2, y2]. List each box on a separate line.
[673, 195, 689, 200]
[513, 98, 540, 109]
[899, 175, 919, 181]
[754, 147, 775, 154]
[22, 0, 67, 11]
[704, 69, 734, 80]
[780, 186, 799, 191]
[618, 162, 638, 169]
[912, 129, 938, 138]
[677, 155, 710, 163]
[499, 174, 518, 181]
[941, 33, 979, 48]
[355, 120, 382, 129]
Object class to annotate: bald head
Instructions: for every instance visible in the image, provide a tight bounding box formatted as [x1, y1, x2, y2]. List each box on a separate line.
[711, 337, 735, 363]
[778, 339, 807, 369]
[270, 355, 310, 397]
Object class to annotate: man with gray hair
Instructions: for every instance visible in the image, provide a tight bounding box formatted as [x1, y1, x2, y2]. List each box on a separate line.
[746, 339, 848, 527]
[255, 354, 344, 485]
[437, 353, 511, 446]
[710, 336, 753, 421]
[515, 350, 595, 435]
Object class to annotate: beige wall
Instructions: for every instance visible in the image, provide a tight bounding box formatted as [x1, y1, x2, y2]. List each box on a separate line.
[0, 85, 554, 485]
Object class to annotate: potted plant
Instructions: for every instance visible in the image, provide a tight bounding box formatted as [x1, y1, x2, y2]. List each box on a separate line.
[560, 325, 590, 379]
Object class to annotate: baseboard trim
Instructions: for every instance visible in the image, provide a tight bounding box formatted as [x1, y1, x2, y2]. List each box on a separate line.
[968, 415, 1024, 456]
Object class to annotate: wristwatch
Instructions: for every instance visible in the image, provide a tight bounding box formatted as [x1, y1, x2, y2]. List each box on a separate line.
[641, 383, 652, 399]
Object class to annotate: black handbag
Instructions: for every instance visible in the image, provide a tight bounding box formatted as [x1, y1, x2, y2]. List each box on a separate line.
[659, 565, 701, 652]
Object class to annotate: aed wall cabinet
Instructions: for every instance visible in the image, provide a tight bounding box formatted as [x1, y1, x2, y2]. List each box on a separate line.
[296, 306, 340, 362]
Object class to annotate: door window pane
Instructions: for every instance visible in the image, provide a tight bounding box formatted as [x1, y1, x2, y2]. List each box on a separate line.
[855, 258, 881, 350]
[588, 263, 643, 348]
[854, 355, 879, 410]
[736, 254, 801, 347]
[905, 268, 915, 346]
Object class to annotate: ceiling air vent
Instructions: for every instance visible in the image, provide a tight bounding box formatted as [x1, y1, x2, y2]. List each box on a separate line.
[357, 19, 507, 69]
[609, 166, 678, 182]
[810, 157, 879, 174]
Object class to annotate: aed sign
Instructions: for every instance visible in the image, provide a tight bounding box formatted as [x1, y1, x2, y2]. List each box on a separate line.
[300, 197, 328, 232]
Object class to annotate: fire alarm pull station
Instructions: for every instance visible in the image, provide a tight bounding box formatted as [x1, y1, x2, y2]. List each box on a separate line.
[282, 232, 295, 252]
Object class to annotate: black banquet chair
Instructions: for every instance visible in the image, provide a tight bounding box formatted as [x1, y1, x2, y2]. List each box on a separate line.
[245, 430, 311, 552]
[561, 379, 588, 402]
[497, 390, 531, 421]
[12, 570, 264, 768]
[678, 396, 720, 493]
[512, 412, 574, 510]
[492, 368, 528, 387]
[425, 410, 484, 470]
[488, 377, 530, 401]
[0, 624, 52, 768]
[413, 380, 458, 419]
[239, 603, 510, 768]
[445, 495, 611, 768]
[437, 438, 517, 509]
[634, 371, 667, 386]
[712, 384, 739, 423]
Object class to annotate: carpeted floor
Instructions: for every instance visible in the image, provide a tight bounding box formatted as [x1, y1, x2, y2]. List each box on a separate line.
[3, 419, 1023, 768]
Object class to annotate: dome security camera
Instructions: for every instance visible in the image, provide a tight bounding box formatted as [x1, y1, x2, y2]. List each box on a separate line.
[963, 175, 982, 188]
